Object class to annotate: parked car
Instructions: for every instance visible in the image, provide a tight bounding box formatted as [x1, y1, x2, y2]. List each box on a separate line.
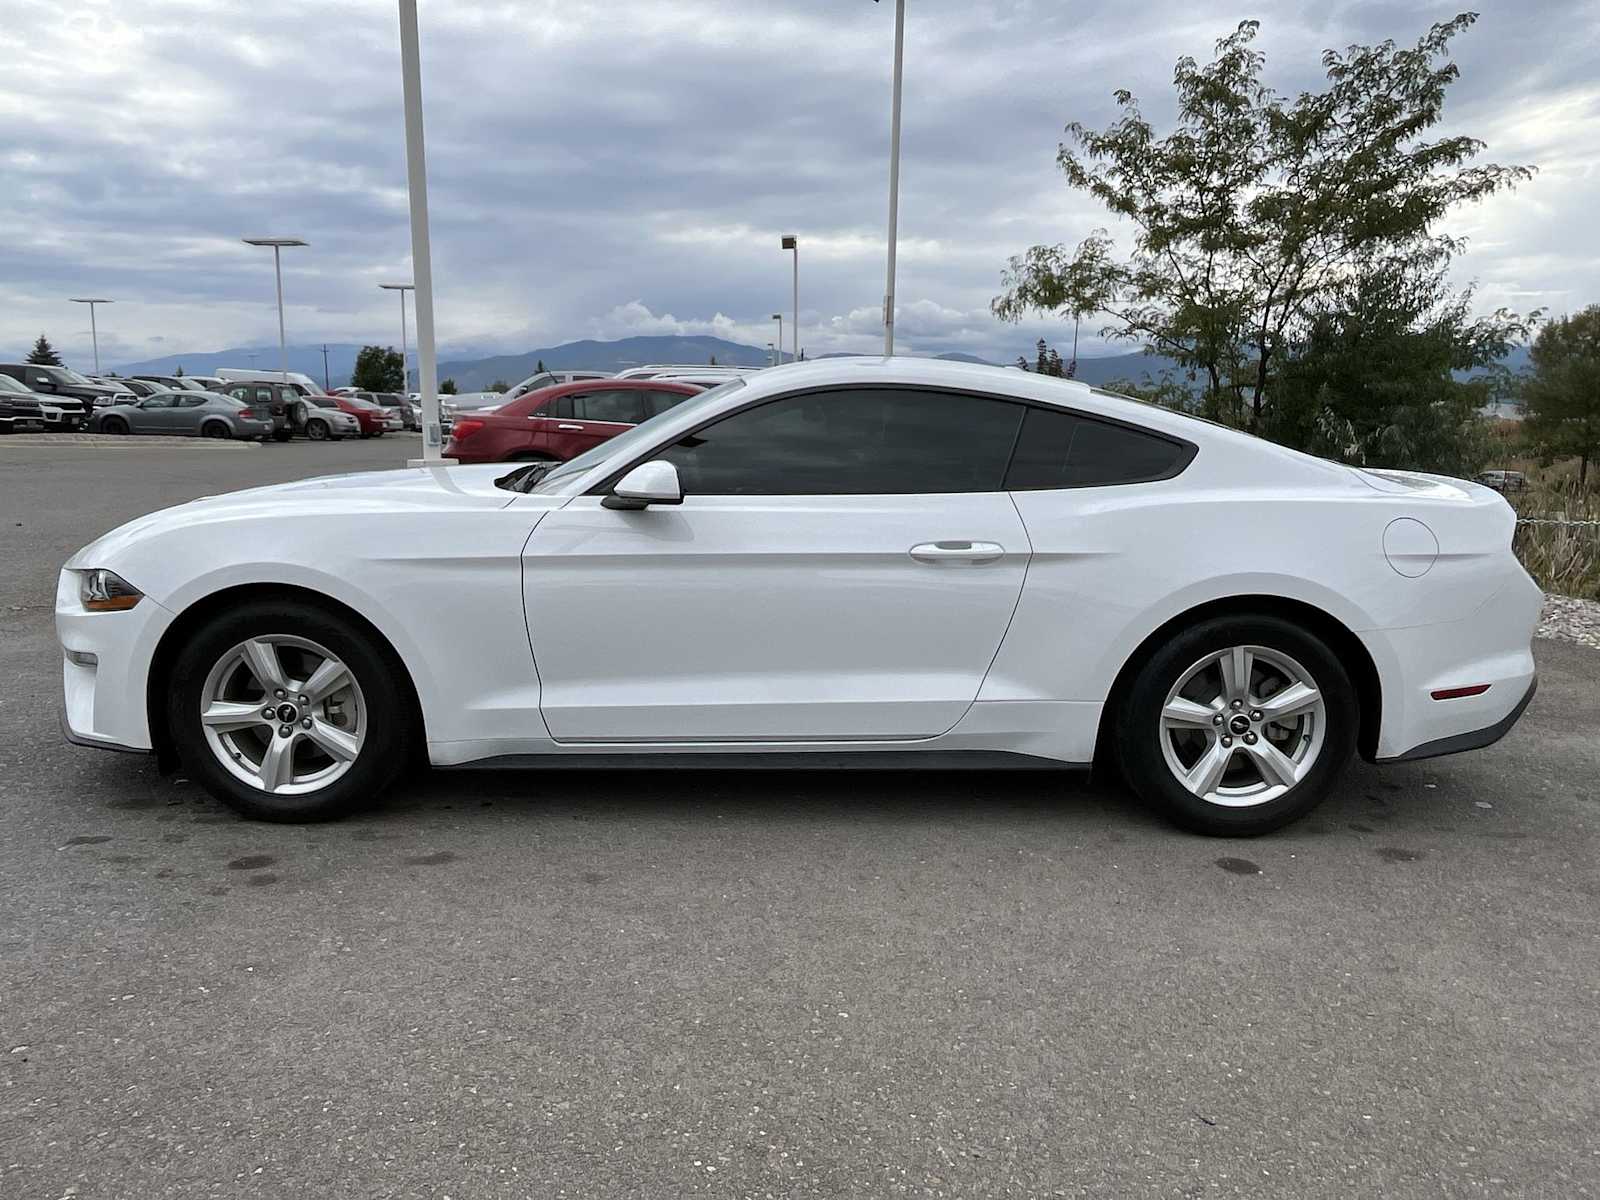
[439, 391, 506, 433]
[0, 373, 46, 432]
[131, 374, 208, 392]
[503, 369, 609, 401]
[349, 391, 419, 431]
[614, 364, 758, 383]
[184, 375, 225, 390]
[0, 363, 117, 429]
[1474, 469, 1528, 493]
[94, 377, 159, 400]
[330, 394, 402, 437]
[215, 381, 300, 441]
[92, 390, 275, 439]
[215, 368, 326, 394]
[286, 393, 361, 441]
[56, 358, 1541, 833]
[445, 380, 701, 464]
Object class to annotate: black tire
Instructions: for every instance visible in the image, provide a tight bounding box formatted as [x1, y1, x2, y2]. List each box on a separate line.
[1115, 614, 1357, 836]
[305, 418, 329, 441]
[509, 451, 557, 462]
[165, 599, 415, 822]
[101, 416, 129, 435]
[201, 421, 231, 439]
[273, 430, 292, 442]
[372, 430, 384, 438]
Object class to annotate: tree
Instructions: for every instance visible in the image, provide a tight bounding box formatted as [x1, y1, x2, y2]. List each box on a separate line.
[994, 13, 1531, 433]
[535, 359, 546, 373]
[26, 335, 62, 366]
[708, 355, 718, 366]
[173, 364, 184, 377]
[350, 345, 404, 392]
[440, 378, 458, 395]
[488, 380, 510, 393]
[1521, 306, 1600, 487]
[1267, 251, 1528, 474]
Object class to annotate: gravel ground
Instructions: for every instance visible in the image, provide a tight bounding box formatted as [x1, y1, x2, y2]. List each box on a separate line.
[1539, 592, 1600, 650]
[3, 431, 257, 449]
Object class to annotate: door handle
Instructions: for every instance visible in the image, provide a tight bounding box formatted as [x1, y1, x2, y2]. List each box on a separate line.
[557, 423, 584, 431]
[909, 540, 1006, 564]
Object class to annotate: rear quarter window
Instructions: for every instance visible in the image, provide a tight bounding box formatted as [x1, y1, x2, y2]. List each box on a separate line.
[1005, 406, 1193, 489]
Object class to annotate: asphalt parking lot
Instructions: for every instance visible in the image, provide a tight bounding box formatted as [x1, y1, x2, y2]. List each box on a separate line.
[2, 435, 1597, 1198]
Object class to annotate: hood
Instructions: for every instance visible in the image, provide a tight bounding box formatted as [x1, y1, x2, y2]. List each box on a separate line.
[65, 463, 560, 570]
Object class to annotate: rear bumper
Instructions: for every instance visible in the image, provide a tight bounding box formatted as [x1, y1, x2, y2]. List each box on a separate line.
[1377, 675, 1537, 763]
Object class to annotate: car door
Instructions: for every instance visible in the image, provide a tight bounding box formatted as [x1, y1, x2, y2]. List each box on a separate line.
[546, 388, 646, 459]
[173, 393, 210, 433]
[521, 386, 1032, 742]
[131, 393, 178, 432]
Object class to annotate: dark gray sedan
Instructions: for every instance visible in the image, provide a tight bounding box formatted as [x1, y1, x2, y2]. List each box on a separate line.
[92, 390, 275, 439]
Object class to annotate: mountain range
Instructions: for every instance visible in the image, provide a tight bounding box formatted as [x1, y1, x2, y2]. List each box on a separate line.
[108, 335, 1531, 392]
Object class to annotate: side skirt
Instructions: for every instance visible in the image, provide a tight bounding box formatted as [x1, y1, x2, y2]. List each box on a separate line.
[447, 749, 1088, 772]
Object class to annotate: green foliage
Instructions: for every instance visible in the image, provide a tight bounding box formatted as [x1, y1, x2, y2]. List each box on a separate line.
[439, 378, 458, 395]
[1266, 253, 1530, 474]
[1521, 306, 1600, 487]
[1015, 339, 1068, 376]
[351, 345, 404, 393]
[994, 13, 1531, 435]
[174, 364, 184, 376]
[26, 334, 62, 366]
[488, 380, 510, 394]
[535, 359, 546, 373]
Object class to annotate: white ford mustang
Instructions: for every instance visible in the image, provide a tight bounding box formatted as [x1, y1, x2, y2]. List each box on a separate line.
[57, 358, 1540, 834]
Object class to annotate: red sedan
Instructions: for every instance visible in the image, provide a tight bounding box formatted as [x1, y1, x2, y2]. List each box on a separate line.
[327, 394, 400, 437]
[444, 379, 702, 464]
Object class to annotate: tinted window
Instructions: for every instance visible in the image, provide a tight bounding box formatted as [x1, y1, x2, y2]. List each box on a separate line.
[642, 389, 697, 418]
[578, 389, 646, 424]
[140, 395, 176, 409]
[178, 395, 208, 408]
[537, 394, 574, 419]
[656, 387, 1024, 496]
[1004, 406, 1189, 489]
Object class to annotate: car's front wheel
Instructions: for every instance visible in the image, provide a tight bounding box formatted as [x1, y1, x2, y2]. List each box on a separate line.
[305, 418, 329, 441]
[1116, 614, 1357, 836]
[166, 600, 415, 821]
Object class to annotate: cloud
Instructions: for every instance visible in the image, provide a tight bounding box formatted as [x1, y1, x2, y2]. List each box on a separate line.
[0, 0, 1594, 368]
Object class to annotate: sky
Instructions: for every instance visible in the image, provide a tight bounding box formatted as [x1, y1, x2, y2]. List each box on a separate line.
[1, 0, 1597, 370]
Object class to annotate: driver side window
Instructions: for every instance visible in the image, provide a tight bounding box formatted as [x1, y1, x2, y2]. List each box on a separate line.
[653, 387, 1025, 496]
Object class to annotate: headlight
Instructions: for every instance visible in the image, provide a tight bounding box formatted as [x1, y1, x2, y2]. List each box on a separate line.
[80, 569, 143, 612]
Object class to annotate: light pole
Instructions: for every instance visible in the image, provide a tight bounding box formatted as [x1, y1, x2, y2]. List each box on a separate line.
[881, 0, 906, 356]
[767, 342, 777, 367]
[379, 283, 415, 392]
[396, 0, 443, 463]
[242, 237, 307, 384]
[780, 234, 798, 363]
[772, 314, 783, 365]
[68, 298, 113, 374]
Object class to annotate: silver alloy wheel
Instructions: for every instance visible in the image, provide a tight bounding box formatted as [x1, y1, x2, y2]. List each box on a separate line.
[198, 635, 366, 796]
[1158, 644, 1326, 808]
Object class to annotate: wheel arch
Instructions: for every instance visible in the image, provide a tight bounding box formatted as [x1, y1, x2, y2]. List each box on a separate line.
[1093, 594, 1382, 772]
[146, 582, 427, 772]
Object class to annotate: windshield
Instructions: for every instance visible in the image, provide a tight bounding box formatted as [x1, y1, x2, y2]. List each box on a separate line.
[51, 367, 94, 385]
[518, 378, 747, 494]
[0, 374, 30, 393]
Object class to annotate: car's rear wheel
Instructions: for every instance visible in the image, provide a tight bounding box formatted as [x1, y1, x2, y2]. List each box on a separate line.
[101, 416, 128, 435]
[305, 418, 329, 441]
[201, 421, 230, 439]
[509, 451, 556, 462]
[166, 601, 414, 821]
[1115, 614, 1357, 836]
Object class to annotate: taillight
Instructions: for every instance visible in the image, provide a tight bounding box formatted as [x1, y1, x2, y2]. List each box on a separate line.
[238, 408, 256, 419]
[452, 418, 485, 439]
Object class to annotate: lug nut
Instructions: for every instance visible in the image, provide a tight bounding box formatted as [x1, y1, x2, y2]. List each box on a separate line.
[1244, 732, 1258, 744]
[301, 718, 312, 729]
[298, 695, 309, 705]
[1211, 714, 1223, 726]
[274, 689, 286, 699]
[278, 724, 292, 737]
[1231, 699, 1243, 710]
[1221, 735, 1233, 747]
[262, 708, 275, 719]
[1250, 709, 1263, 721]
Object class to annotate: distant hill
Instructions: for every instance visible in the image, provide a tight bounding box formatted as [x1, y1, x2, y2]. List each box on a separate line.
[435, 335, 778, 390]
[112, 343, 368, 387]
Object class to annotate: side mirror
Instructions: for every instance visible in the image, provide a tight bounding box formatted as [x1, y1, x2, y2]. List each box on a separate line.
[34, 378, 56, 391]
[603, 460, 682, 510]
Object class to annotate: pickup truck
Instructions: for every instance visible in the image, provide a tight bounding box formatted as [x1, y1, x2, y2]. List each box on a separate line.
[0, 364, 134, 430]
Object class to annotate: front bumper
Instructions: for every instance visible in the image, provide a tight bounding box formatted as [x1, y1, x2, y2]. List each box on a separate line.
[57, 568, 175, 752]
